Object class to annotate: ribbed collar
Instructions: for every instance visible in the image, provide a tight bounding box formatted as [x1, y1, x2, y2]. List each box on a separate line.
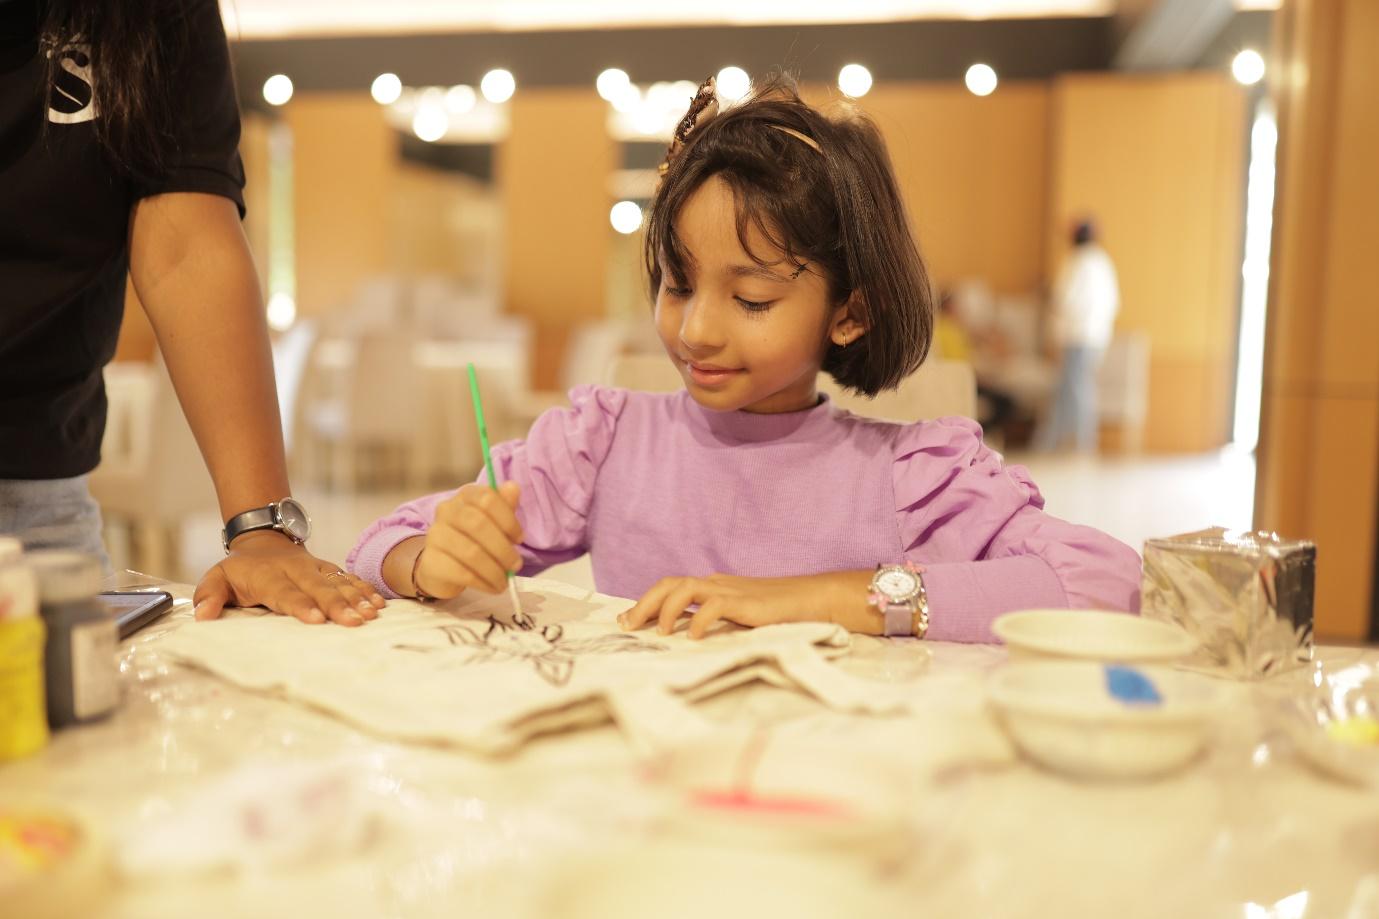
[679, 389, 840, 445]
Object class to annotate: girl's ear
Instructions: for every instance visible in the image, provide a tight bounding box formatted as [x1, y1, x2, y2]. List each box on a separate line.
[828, 294, 869, 347]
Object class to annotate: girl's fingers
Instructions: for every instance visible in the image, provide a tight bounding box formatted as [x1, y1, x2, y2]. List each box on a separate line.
[414, 547, 465, 599]
[461, 505, 524, 574]
[441, 494, 523, 574]
[416, 545, 493, 598]
[427, 530, 508, 594]
[688, 599, 733, 640]
[621, 579, 676, 631]
[497, 480, 522, 511]
[456, 483, 525, 544]
[656, 582, 705, 635]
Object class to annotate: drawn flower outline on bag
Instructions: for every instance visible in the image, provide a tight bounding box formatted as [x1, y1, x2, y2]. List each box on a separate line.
[394, 617, 668, 687]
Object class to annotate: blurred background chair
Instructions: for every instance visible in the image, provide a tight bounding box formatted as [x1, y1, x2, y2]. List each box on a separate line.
[298, 334, 427, 491]
[605, 352, 682, 392]
[821, 359, 978, 423]
[90, 360, 217, 578]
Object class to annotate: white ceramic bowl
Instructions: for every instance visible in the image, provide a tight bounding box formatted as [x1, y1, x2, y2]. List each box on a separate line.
[988, 661, 1225, 779]
[993, 609, 1197, 664]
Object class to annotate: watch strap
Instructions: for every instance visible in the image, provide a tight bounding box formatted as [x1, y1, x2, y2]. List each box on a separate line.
[870, 561, 930, 638]
[222, 505, 279, 552]
[883, 602, 913, 637]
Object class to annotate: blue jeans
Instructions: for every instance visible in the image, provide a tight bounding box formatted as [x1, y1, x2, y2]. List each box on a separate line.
[0, 475, 111, 571]
[1037, 345, 1102, 452]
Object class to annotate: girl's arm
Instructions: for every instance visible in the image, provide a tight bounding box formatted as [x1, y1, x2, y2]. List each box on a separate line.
[129, 192, 383, 625]
[618, 551, 1132, 643]
[892, 416, 1141, 641]
[621, 417, 1140, 642]
[349, 385, 629, 598]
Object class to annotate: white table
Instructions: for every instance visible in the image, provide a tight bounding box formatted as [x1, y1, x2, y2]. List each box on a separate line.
[6, 586, 1379, 919]
[303, 339, 530, 487]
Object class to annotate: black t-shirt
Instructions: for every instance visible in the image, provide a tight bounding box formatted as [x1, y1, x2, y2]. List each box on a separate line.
[0, 0, 245, 479]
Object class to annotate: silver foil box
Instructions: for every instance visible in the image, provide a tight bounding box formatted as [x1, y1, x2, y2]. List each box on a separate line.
[1141, 528, 1315, 679]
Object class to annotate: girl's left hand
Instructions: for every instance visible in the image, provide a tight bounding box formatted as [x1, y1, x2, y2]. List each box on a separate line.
[619, 572, 864, 640]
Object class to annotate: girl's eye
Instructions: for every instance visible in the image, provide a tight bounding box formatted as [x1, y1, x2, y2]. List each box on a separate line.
[665, 285, 692, 298]
[735, 297, 775, 313]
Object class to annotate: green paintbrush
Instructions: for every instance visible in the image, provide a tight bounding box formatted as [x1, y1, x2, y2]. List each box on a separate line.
[467, 362, 527, 627]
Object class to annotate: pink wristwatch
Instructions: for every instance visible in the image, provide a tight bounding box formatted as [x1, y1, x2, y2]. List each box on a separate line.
[868, 561, 930, 638]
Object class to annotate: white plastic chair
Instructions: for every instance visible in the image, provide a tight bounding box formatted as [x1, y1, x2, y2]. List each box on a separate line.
[511, 320, 636, 424]
[90, 360, 218, 578]
[604, 352, 683, 392]
[299, 334, 426, 491]
[821, 360, 978, 422]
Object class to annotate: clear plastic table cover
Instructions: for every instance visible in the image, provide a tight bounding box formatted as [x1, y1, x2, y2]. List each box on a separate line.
[5, 575, 1379, 919]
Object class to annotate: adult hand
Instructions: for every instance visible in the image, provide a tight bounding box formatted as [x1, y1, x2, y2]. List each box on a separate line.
[618, 571, 870, 640]
[193, 530, 385, 626]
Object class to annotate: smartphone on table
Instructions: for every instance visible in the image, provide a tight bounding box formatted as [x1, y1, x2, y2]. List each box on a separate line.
[99, 590, 175, 639]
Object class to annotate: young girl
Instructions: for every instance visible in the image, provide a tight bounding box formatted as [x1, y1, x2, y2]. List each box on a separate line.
[348, 76, 1140, 643]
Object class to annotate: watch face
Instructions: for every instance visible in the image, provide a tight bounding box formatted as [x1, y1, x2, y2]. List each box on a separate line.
[277, 498, 311, 542]
[876, 568, 918, 601]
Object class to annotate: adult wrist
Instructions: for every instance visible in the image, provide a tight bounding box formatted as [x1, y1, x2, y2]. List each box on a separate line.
[226, 529, 296, 551]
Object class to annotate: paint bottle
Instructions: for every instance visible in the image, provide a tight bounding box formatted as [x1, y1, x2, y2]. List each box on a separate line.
[0, 537, 47, 759]
[29, 551, 118, 728]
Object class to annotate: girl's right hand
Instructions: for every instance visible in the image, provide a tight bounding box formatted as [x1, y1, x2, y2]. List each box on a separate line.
[413, 482, 524, 599]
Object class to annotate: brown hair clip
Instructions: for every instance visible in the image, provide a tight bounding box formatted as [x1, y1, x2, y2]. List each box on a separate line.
[657, 76, 721, 180]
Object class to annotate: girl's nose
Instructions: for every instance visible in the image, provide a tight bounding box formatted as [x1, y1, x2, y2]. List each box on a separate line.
[679, 297, 725, 351]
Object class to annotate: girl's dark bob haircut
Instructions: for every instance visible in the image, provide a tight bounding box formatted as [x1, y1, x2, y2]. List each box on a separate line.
[645, 74, 934, 397]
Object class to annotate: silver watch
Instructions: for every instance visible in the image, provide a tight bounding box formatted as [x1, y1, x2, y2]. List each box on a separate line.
[868, 561, 929, 638]
[222, 497, 312, 552]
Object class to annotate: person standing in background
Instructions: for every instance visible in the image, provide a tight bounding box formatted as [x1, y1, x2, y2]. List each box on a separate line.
[1036, 219, 1119, 453]
[0, 0, 383, 625]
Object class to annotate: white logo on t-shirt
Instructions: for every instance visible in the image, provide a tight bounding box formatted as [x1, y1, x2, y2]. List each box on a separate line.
[47, 45, 99, 125]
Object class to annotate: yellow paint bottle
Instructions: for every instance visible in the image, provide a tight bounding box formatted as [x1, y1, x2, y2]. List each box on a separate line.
[0, 537, 47, 760]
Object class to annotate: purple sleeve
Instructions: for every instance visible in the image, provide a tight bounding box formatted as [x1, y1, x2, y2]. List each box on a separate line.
[893, 417, 1142, 643]
[346, 491, 449, 600]
[346, 384, 627, 598]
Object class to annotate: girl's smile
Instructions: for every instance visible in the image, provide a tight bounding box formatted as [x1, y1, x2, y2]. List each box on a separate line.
[682, 359, 743, 387]
[655, 175, 863, 415]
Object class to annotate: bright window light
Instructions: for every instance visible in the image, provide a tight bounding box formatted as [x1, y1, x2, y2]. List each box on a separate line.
[262, 74, 293, 106]
[838, 64, 873, 98]
[1232, 49, 1266, 86]
[266, 293, 297, 331]
[716, 66, 750, 103]
[371, 73, 402, 105]
[481, 69, 516, 104]
[1231, 103, 1278, 452]
[965, 63, 998, 97]
[610, 200, 643, 235]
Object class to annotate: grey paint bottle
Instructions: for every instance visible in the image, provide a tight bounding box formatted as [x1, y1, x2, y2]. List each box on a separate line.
[29, 551, 117, 728]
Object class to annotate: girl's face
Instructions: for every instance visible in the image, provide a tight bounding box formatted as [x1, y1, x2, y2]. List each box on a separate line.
[655, 177, 860, 415]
